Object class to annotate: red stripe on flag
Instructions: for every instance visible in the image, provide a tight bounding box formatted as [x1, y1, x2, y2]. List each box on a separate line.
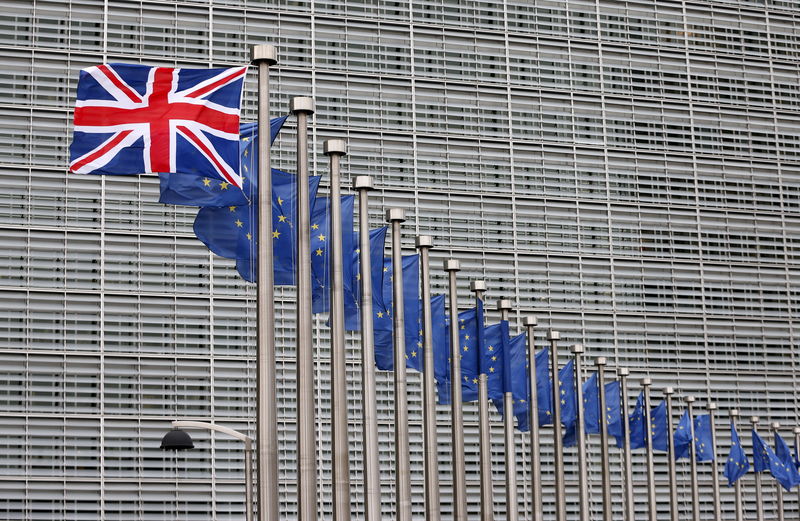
[176, 125, 238, 187]
[184, 67, 247, 99]
[70, 129, 134, 172]
[98, 65, 142, 103]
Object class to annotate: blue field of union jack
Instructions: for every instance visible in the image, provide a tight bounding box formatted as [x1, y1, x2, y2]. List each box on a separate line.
[69, 63, 248, 188]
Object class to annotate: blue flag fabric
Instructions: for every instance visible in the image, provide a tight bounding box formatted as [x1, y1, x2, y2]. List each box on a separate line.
[309, 196, 356, 314]
[373, 255, 421, 372]
[775, 432, 800, 489]
[430, 294, 448, 381]
[558, 360, 577, 428]
[493, 331, 534, 432]
[753, 429, 794, 491]
[483, 321, 509, 401]
[694, 414, 715, 462]
[650, 401, 669, 452]
[436, 307, 480, 404]
[344, 227, 388, 331]
[674, 410, 693, 459]
[629, 392, 647, 450]
[158, 117, 288, 206]
[535, 348, 552, 426]
[604, 381, 623, 443]
[564, 375, 622, 447]
[724, 421, 750, 486]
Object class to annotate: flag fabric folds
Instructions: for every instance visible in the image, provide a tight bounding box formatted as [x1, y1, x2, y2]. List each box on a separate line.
[567, 375, 622, 447]
[70, 63, 248, 187]
[775, 432, 800, 489]
[343, 227, 388, 331]
[694, 414, 715, 462]
[373, 255, 421, 372]
[435, 307, 479, 404]
[158, 117, 288, 206]
[309, 196, 356, 314]
[483, 321, 509, 401]
[534, 348, 551, 426]
[650, 401, 669, 452]
[753, 429, 795, 491]
[629, 391, 647, 450]
[724, 421, 750, 486]
[673, 410, 693, 459]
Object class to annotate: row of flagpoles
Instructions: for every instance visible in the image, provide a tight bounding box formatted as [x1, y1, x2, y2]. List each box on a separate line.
[65, 46, 800, 521]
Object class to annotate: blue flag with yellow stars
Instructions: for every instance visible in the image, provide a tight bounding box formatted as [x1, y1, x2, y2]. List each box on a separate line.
[534, 348, 552, 426]
[430, 294, 449, 383]
[673, 410, 693, 459]
[193, 169, 321, 274]
[629, 391, 647, 450]
[581, 375, 621, 437]
[775, 431, 800, 489]
[724, 421, 750, 486]
[694, 414, 715, 462]
[159, 117, 289, 206]
[537, 356, 574, 427]
[372, 254, 421, 372]
[483, 321, 509, 401]
[493, 331, 533, 432]
[604, 380, 623, 443]
[343, 227, 388, 331]
[557, 359, 577, 428]
[309, 196, 356, 314]
[435, 306, 480, 404]
[753, 429, 794, 491]
[650, 401, 669, 452]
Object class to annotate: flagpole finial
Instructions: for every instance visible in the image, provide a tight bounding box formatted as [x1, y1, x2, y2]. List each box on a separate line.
[793, 427, 800, 434]
[751, 416, 759, 425]
[353, 175, 374, 191]
[250, 44, 278, 65]
[570, 343, 584, 354]
[547, 330, 560, 341]
[290, 96, 315, 114]
[523, 316, 537, 327]
[386, 208, 405, 223]
[641, 377, 652, 387]
[685, 395, 695, 403]
[595, 356, 606, 366]
[323, 139, 347, 156]
[708, 402, 717, 410]
[444, 259, 460, 271]
[771, 421, 781, 431]
[496, 299, 512, 312]
[664, 386, 674, 395]
[415, 235, 433, 249]
[618, 367, 629, 376]
[469, 280, 486, 292]
[730, 408, 739, 418]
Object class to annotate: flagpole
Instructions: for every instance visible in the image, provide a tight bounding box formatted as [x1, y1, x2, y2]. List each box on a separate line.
[571, 344, 589, 521]
[290, 96, 317, 521]
[324, 139, 352, 521]
[416, 235, 440, 521]
[771, 422, 785, 521]
[751, 416, 765, 521]
[664, 387, 679, 521]
[523, 317, 543, 521]
[730, 409, 743, 521]
[498, 299, 518, 521]
[642, 378, 657, 521]
[471, 281, 494, 521]
[387, 208, 411, 521]
[354, 176, 381, 521]
[445, 259, 467, 521]
[250, 44, 279, 521]
[707, 402, 721, 521]
[595, 357, 612, 521]
[548, 330, 567, 521]
[794, 426, 800, 517]
[618, 367, 635, 521]
[686, 395, 700, 521]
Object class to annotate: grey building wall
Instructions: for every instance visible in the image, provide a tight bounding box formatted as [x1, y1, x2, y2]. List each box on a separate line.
[1, 0, 799, 519]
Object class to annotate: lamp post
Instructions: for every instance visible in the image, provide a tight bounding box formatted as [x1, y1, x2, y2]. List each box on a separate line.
[161, 421, 254, 521]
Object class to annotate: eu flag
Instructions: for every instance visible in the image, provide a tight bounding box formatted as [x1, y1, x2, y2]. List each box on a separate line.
[694, 414, 715, 462]
[537, 358, 574, 428]
[343, 227, 388, 331]
[673, 410, 692, 459]
[650, 401, 669, 452]
[629, 392, 647, 450]
[775, 431, 800, 489]
[534, 348, 552, 426]
[558, 359, 577, 428]
[158, 117, 288, 206]
[435, 307, 479, 404]
[372, 254, 421, 372]
[753, 429, 794, 491]
[309, 196, 356, 314]
[724, 421, 750, 486]
[483, 320, 509, 401]
[430, 294, 449, 384]
[565, 374, 622, 447]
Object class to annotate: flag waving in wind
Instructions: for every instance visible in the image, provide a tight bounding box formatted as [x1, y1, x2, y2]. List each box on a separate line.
[724, 421, 750, 486]
[70, 63, 248, 187]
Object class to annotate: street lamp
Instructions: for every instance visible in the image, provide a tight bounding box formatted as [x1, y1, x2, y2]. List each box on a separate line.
[161, 420, 254, 521]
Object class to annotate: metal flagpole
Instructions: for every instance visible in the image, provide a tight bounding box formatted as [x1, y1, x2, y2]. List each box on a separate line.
[771, 422, 785, 521]
[523, 317, 543, 521]
[618, 367, 635, 521]
[387, 208, 411, 521]
[571, 344, 589, 521]
[250, 44, 279, 521]
[595, 357, 612, 521]
[445, 259, 467, 521]
[471, 281, 494, 521]
[707, 402, 721, 521]
[751, 416, 765, 521]
[498, 299, 518, 521]
[416, 235, 440, 521]
[548, 330, 567, 521]
[290, 96, 317, 521]
[795, 427, 800, 518]
[354, 176, 381, 521]
[323, 139, 351, 521]
[731, 409, 743, 521]
[665, 387, 679, 521]
[642, 378, 657, 521]
[686, 396, 700, 521]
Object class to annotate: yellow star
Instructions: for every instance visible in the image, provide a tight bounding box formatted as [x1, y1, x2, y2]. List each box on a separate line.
[356, 273, 361, 281]
[243, 148, 248, 157]
[317, 234, 326, 242]
[228, 206, 237, 212]
[246, 233, 252, 240]
[489, 367, 495, 373]
[202, 178, 211, 186]
[311, 223, 319, 230]
[491, 356, 497, 361]
[316, 248, 323, 256]
[377, 312, 384, 318]
[472, 378, 479, 384]
[234, 219, 243, 228]
[411, 351, 417, 357]
[383, 267, 389, 272]
[272, 229, 280, 239]
[463, 345, 469, 352]
[219, 181, 230, 190]
[465, 334, 470, 340]
[277, 196, 284, 205]
[488, 346, 494, 352]
[242, 137, 250, 142]
[278, 215, 288, 223]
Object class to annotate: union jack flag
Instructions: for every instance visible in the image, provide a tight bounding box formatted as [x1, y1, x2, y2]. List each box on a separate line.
[69, 63, 248, 188]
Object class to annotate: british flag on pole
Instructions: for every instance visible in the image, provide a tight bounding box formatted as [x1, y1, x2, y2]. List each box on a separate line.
[69, 63, 248, 188]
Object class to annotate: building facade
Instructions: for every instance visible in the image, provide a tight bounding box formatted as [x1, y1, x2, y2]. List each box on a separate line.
[1, 0, 799, 519]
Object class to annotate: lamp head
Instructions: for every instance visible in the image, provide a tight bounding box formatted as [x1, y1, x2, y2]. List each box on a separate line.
[160, 428, 194, 450]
